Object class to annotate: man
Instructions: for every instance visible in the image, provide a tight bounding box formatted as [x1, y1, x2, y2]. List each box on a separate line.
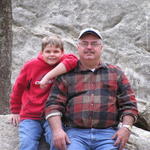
[45, 28, 138, 150]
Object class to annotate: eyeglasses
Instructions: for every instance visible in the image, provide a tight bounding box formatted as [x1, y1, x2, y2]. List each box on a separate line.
[78, 41, 102, 48]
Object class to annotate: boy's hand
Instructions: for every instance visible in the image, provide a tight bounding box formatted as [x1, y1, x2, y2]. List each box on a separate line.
[35, 80, 48, 89]
[10, 114, 20, 126]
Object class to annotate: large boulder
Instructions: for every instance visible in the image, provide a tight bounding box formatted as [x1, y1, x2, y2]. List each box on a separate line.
[136, 101, 150, 130]
[126, 126, 150, 150]
[8, 0, 150, 149]
[11, 0, 150, 129]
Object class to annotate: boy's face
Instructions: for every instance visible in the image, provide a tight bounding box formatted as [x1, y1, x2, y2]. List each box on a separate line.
[42, 45, 64, 65]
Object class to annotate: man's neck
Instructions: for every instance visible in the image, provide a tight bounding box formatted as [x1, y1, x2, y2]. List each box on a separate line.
[80, 59, 101, 70]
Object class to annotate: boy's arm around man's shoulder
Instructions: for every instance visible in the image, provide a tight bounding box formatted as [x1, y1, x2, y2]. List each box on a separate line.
[60, 54, 78, 71]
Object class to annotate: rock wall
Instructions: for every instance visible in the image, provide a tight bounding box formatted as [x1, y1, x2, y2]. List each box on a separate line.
[11, 0, 150, 131]
[3, 0, 150, 149]
[11, 0, 150, 105]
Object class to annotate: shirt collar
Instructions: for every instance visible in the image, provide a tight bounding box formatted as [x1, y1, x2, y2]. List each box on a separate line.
[75, 61, 108, 72]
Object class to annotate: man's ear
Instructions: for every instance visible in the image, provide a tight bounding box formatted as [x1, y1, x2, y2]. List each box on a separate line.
[101, 44, 104, 51]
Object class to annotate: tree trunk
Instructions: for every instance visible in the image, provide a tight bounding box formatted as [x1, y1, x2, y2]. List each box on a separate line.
[0, 0, 12, 114]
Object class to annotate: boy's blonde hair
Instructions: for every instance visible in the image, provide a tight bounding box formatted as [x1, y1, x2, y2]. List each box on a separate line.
[41, 35, 64, 51]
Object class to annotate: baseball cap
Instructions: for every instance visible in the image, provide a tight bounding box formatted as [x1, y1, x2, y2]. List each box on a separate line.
[78, 28, 102, 40]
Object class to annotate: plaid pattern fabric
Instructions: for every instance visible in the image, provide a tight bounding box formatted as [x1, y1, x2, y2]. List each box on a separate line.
[45, 61, 138, 128]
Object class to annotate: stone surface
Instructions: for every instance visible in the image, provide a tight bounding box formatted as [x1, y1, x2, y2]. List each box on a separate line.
[11, 0, 150, 109]
[11, 0, 150, 129]
[0, 115, 19, 150]
[7, 0, 150, 149]
[136, 101, 150, 130]
[126, 126, 150, 150]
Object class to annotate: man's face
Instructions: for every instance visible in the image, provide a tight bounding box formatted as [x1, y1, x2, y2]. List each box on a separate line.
[77, 34, 103, 61]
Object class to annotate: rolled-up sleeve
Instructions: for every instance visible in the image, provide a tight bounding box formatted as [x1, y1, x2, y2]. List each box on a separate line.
[117, 70, 138, 122]
[45, 76, 68, 118]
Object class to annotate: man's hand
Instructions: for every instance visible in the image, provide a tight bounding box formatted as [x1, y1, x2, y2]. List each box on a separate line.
[53, 129, 71, 150]
[112, 127, 131, 150]
[10, 114, 20, 126]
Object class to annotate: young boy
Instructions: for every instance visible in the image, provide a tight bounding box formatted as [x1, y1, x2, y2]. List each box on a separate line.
[10, 35, 78, 150]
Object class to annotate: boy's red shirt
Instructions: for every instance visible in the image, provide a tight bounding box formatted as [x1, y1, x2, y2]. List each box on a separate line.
[10, 53, 78, 120]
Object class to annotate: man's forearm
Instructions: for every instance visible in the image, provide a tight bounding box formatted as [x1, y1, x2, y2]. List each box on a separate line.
[122, 115, 134, 126]
[48, 115, 70, 150]
[120, 115, 135, 132]
[48, 115, 63, 132]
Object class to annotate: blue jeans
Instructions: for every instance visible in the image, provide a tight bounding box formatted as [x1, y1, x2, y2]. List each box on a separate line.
[19, 119, 53, 150]
[66, 127, 119, 150]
